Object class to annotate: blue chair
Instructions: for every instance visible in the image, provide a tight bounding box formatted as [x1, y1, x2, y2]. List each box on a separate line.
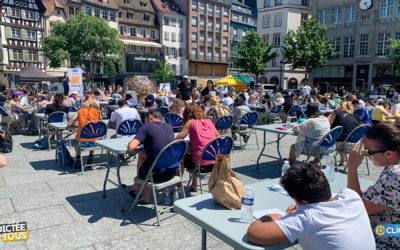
[0, 106, 11, 132]
[267, 105, 282, 123]
[115, 119, 142, 137]
[0, 102, 4, 107]
[165, 112, 183, 132]
[47, 111, 67, 151]
[75, 120, 108, 174]
[286, 105, 299, 122]
[214, 115, 233, 135]
[128, 139, 188, 226]
[108, 99, 116, 105]
[367, 109, 373, 119]
[38, 107, 46, 113]
[159, 106, 169, 118]
[353, 108, 364, 118]
[66, 106, 77, 113]
[228, 103, 234, 111]
[187, 135, 233, 194]
[233, 112, 258, 150]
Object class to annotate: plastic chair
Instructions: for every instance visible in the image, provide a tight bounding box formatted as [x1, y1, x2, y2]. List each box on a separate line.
[74, 120, 108, 174]
[286, 105, 299, 122]
[165, 112, 183, 132]
[233, 112, 259, 150]
[127, 139, 188, 226]
[338, 124, 371, 175]
[115, 119, 142, 137]
[46, 111, 67, 151]
[187, 135, 233, 194]
[159, 106, 169, 118]
[353, 108, 364, 118]
[38, 107, 46, 113]
[367, 109, 373, 119]
[66, 106, 77, 113]
[267, 105, 281, 123]
[214, 115, 233, 135]
[228, 103, 234, 111]
[302, 126, 343, 164]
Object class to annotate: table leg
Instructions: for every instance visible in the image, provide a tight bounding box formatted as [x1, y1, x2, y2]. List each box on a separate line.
[201, 229, 207, 250]
[256, 131, 267, 169]
[103, 150, 111, 198]
[276, 134, 282, 161]
[116, 154, 125, 212]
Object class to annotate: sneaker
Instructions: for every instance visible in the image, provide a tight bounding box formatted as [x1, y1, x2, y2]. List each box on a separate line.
[86, 155, 94, 165]
[243, 134, 250, 143]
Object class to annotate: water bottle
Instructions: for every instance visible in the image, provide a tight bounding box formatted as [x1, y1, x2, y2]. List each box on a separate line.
[63, 114, 67, 123]
[324, 153, 335, 182]
[177, 189, 183, 199]
[286, 119, 291, 129]
[164, 187, 171, 205]
[240, 186, 254, 223]
[281, 160, 291, 176]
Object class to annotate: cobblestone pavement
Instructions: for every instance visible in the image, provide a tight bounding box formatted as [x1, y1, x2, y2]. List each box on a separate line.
[0, 128, 379, 249]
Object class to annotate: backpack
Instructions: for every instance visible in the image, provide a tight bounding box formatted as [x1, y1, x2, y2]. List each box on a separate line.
[56, 142, 74, 167]
[33, 137, 49, 150]
[0, 132, 12, 153]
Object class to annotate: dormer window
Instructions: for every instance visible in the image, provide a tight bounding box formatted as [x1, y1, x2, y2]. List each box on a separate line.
[140, 2, 147, 7]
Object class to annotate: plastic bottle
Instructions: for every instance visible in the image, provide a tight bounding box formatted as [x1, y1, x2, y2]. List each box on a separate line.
[324, 153, 335, 182]
[177, 189, 183, 199]
[286, 119, 291, 129]
[164, 187, 171, 205]
[240, 186, 254, 223]
[281, 160, 291, 176]
[63, 114, 67, 123]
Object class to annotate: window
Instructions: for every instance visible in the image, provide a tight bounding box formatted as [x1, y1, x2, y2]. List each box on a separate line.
[151, 30, 155, 39]
[223, 22, 228, 31]
[178, 19, 183, 28]
[199, 48, 204, 59]
[120, 26, 125, 35]
[331, 37, 341, 59]
[171, 32, 176, 41]
[11, 8, 21, 18]
[171, 18, 176, 27]
[200, 33, 205, 44]
[50, 22, 55, 30]
[208, 4, 214, 16]
[224, 7, 228, 16]
[274, 13, 282, 26]
[264, 0, 271, 7]
[144, 14, 150, 21]
[119, 12, 122, 18]
[192, 0, 198, 10]
[359, 34, 369, 56]
[397, 0, 400, 19]
[377, 33, 391, 55]
[164, 17, 169, 25]
[343, 37, 355, 58]
[102, 10, 108, 20]
[216, 6, 221, 17]
[301, 13, 308, 22]
[165, 47, 169, 56]
[95, 9, 100, 17]
[319, 10, 329, 26]
[263, 15, 270, 28]
[12, 49, 23, 60]
[361, 15, 370, 24]
[216, 20, 221, 32]
[233, 27, 238, 36]
[86, 7, 92, 15]
[396, 32, 400, 39]
[69, 7, 74, 16]
[208, 17, 213, 30]
[302, 0, 309, 6]
[345, 5, 356, 24]
[216, 35, 221, 46]
[207, 48, 212, 60]
[192, 32, 197, 41]
[273, 33, 280, 47]
[380, 0, 393, 21]
[27, 30, 36, 41]
[164, 31, 169, 41]
[222, 51, 227, 61]
[110, 12, 116, 21]
[130, 28, 136, 36]
[28, 51, 37, 61]
[192, 16, 198, 26]
[140, 1, 147, 7]
[127, 12, 133, 19]
[11, 28, 21, 39]
[179, 33, 183, 42]
[223, 37, 228, 46]
[215, 49, 220, 59]
[332, 8, 342, 25]
[233, 13, 239, 21]
[179, 48, 184, 56]
[208, 33, 213, 46]
[200, 17, 205, 29]
[262, 34, 270, 45]
[172, 48, 177, 58]
[142, 28, 146, 38]
[275, 0, 282, 6]
[200, 2, 206, 14]
[25, 11, 34, 20]
[191, 48, 197, 57]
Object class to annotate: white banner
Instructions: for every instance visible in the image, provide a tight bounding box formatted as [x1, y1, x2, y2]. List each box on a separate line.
[68, 68, 83, 96]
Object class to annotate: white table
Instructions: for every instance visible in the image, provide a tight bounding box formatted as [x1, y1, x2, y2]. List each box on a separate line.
[253, 124, 296, 169]
[174, 174, 374, 250]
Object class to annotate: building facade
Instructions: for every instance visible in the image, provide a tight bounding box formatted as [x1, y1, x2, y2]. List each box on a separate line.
[257, 0, 312, 89]
[230, 0, 257, 77]
[0, 0, 46, 86]
[152, 0, 188, 82]
[175, 0, 231, 88]
[313, 0, 400, 90]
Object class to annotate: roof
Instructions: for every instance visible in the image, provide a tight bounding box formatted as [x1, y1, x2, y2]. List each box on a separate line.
[151, 0, 183, 16]
[16, 64, 58, 82]
[43, 0, 67, 17]
[82, 0, 118, 10]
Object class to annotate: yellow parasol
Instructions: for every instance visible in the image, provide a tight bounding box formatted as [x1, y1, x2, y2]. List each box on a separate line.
[215, 75, 246, 92]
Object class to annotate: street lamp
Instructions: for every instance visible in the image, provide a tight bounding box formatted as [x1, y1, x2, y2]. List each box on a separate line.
[304, 47, 310, 84]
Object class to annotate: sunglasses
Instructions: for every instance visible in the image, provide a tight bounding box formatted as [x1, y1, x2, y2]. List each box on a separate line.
[367, 149, 387, 156]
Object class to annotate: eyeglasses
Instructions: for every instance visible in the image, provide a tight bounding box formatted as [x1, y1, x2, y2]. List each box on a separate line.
[367, 149, 387, 156]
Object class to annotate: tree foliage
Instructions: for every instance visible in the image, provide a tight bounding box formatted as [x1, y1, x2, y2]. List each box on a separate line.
[41, 11, 124, 82]
[282, 19, 335, 70]
[236, 31, 276, 79]
[150, 59, 175, 84]
[384, 38, 400, 73]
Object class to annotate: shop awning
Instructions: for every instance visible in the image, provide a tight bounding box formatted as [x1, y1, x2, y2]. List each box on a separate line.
[239, 75, 252, 83]
[121, 39, 162, 48]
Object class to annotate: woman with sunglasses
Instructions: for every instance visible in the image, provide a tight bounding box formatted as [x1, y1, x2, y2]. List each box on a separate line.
[347, 122, 400, 249]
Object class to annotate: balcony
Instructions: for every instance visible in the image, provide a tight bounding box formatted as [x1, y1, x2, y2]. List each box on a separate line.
[216, 12, 221, 18]
[198, 54, 205, 60]
[206, 55, 213, 60]
[220, 56, 229, 62]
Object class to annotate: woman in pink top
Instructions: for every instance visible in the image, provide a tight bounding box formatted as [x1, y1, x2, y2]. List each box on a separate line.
[175, 103, 220, 190]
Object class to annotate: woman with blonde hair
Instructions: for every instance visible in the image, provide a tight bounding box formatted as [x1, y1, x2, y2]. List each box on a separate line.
[169, 98, 185, 117]
[175, 103, 220, 190]
[328, 101, 361, 166]
[274, 93, 284, 106]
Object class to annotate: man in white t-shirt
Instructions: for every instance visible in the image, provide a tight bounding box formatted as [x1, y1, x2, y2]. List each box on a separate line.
[247, 163, 375, 250]
[222, 93, 233, 107]
[301, 85, 310, 97]
[110, 99, 140, 137]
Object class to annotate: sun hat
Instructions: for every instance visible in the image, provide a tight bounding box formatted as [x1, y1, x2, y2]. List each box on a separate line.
[210, 96, 219, 106]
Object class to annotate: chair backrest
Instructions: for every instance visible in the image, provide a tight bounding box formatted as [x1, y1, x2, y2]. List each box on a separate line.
[159, 106, 169, 117]
[228, 103, 234, 111]
[320, 126, 343, 147]
[0, 102, 4, 107]
[66, 106, 77, 113]
[198, 136, 233, 164]
[116, 119, 142, 137]
[151, 139, 188, 171]
[353, 108, 364, 118]
[79, 120, 108, 140]
[38, 107, 46, 113]
[108, 99, 116, 105]
[240, 112, 258, 127]
[345, 124, 370, 143]
[301, 105, 307, 111]
[287, 105, 299, 115]
[48, 111, 66, 123]
[0, 106, 9, 117]
[165, 112, 183, 132]
[214, 115, 233, 131]
[270, 105, 281, 114]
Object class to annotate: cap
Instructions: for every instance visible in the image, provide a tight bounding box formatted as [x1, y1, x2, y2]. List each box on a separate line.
[183, 75, 189, 79]
[210, 96, 219, 106]
[70, 91, 78, 95]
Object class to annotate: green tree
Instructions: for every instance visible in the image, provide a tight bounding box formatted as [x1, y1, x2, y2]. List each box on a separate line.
[282, 19, 335, 81]
[150, 59, 175, 84]
[384, 38, 400, 74]
[236, 31, 276, 82]
[41, 11, 124, 84]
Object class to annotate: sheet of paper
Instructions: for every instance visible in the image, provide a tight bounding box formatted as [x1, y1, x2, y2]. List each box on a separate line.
[253, 209, 286, 219]
[267, 184, 289, 196]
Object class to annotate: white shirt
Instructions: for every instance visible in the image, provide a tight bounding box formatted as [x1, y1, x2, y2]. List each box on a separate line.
[391, 103, 400, 115]
[301, 86, 310, 96]
[222, 97, 233, 107]
[110, 106, 141, 137]
[275, 188, 375, 250]
[358, 99, 365, 107]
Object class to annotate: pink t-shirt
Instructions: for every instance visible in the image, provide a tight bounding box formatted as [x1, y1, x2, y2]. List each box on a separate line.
[189, 119, 216, 166]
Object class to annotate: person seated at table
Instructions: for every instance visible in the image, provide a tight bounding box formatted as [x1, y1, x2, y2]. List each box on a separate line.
[318, 96, 330, 111]
[126, 109, 175, 202]
[68, 100, 101, 167]
[247, 163, 375, 249]
[62, 91, 78, 107]
[365, 99, 375, 110]
[222, 92, 233, 107]
[175, 103, 219, 191]
[390, 101, 400, 116]
[371, 100, 393, 125]
[45, 93, 68, 120]
[80, 93, 100, 110]
[206, 96, 231, 133]
[328, 101, 361, 166]
[347, 122, 400, 249]
[169, 98, 185, 117]
[352, 99, 370, 124]
[287, 102, 331, 166]
[282, 94, 298, 117]
[36, 95, 50, 111]
[125, 93, 138, 107]
[109, 99, 140, 137]
[231, 96, 251, 142]
[200, 95, 212, 114]
[273, 93, 284, 106]
[260, 94, 275, 112]
[300, 94, 313, 106]
[94, 90, 107, 102]
[246, 95, 259, 107]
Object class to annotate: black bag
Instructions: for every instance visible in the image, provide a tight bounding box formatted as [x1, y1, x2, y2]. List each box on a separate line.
[0, 132, 13, 153]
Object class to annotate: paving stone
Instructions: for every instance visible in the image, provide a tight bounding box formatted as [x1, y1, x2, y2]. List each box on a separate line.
[0, 198, 15, 215]
[3, 173, 43, 186]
